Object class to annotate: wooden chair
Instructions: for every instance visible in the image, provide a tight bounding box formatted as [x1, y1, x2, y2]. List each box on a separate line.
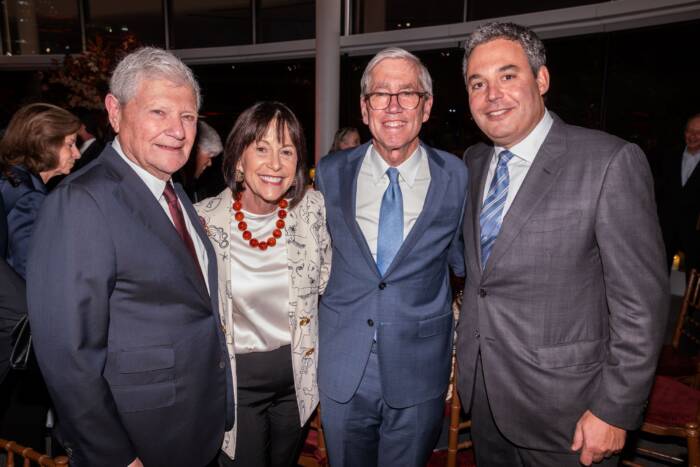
[298, 408, 327, 467]
[623, 375, 700, 466]
[658, 269, 700, 387]
[0, 438, 69, 467]
[446, 293, 474, 467]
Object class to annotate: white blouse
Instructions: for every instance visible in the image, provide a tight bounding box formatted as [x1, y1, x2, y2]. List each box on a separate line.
[229, 208, 291, 354]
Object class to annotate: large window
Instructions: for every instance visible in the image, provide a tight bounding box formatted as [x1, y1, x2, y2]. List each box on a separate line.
[256, 0, 314, 44]
[169, 0, 251, 49]
[1, 0, 81, 55]
[352, 0, 464, 34]
[85, 0, 164, 47]
[466, 0, 604, 21]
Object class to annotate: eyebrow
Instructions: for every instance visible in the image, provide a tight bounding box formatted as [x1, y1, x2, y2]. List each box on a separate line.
[467, 63, 520, 83]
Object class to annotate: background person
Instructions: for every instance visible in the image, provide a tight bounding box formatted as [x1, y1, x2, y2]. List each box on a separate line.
[196, 101, 331, 467]
[329, 126, 360, 153]
[0, 102, 81, 278]
[178, 120, 223, 202]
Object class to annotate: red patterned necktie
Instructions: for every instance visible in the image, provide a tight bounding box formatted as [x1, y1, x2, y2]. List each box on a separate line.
[163, 182, 204, 280]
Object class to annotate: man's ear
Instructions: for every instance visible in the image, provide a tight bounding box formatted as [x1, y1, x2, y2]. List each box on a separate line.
[536, 66, 550, 96]
[360, 96, 369, 126]
[104, 94, 122, 133]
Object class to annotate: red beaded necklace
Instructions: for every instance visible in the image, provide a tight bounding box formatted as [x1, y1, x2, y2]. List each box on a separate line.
[232, 192, 287, 251]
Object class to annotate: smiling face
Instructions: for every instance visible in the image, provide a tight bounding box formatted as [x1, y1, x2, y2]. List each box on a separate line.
[465, 38, 549, 148]
[105, 77, 198, 181]
[237, 120, 298, 214]
[361, 58, 433, 166]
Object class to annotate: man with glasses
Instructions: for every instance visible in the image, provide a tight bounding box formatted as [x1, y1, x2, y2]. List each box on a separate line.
[315, 47, 468, 466]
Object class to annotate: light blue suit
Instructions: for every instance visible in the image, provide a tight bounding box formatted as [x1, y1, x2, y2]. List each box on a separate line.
[316, 141, 467, 466]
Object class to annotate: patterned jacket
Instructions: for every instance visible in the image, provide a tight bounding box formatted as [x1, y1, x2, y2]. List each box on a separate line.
[195, 187, 331, 459]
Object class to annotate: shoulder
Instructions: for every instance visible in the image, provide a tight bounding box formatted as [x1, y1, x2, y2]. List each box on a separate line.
[561, 122, 630, 156]
[318, 144, 367, 173]
[292, 188, 326, 215]
[1, 169, 44, 211]
[423, 144, 468, 185]
[195, 187, 230, 215]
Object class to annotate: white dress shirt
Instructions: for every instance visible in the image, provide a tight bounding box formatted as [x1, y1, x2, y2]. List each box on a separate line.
[356, 144, 431, 261]
[112, 138, 210, 292]
[681, 147, 700, 186]
[481, 110, 554, 217]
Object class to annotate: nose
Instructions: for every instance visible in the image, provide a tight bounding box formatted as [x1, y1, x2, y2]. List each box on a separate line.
[166, 115, 186, 140]
[72, 145, 81, 159]
[386, 93, 402, 113]
[267, 151, 282, 171]
[486, 81, 503, 102]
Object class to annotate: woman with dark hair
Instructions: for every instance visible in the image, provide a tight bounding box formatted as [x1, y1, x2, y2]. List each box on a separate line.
[196, 101, 331, 467]
[0, 102, 81, 278]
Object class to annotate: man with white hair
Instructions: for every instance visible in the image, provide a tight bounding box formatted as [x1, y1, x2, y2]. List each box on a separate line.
[315, 47, 468, 466]
[27, 47, 233, 467]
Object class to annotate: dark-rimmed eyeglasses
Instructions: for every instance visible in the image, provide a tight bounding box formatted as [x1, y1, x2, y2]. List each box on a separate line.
[364, 91, 427, 110]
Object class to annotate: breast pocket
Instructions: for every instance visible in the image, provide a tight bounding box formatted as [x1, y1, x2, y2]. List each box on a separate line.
[522, 210, 581, 233]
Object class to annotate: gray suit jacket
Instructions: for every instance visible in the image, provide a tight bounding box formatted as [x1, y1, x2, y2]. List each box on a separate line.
[316, 142, 468, 408]
[27, 146, 234, 467]
[456, 115, 668, 451]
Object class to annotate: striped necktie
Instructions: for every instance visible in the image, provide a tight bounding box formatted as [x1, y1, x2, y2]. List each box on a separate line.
[479, 150, 515, 268]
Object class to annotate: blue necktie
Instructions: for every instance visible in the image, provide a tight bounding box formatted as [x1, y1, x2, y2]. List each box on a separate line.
[376, 167, 403, 275]
[480, 150, 515, 268]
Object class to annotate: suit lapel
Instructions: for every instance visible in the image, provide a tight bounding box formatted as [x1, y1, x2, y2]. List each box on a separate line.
[482, 118, 569, 278]
[340, 143, 379, 276]
[383, 144, 449, 276]
[468, 145, 494, 271]
[102, 148, 210, 302]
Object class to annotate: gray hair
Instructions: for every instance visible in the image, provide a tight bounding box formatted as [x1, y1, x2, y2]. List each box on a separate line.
[361, 47, 433, 96]
[197, 120, 223, 156]
[110, 47, 201, 109]
[462, 22, 546, 80]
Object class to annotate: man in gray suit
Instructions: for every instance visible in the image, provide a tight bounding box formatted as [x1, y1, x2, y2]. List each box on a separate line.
[456, 22, 668, 466]
[316, 47, 468, 466]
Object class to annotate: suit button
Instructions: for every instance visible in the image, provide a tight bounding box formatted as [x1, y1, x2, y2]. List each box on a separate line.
[219, 360, 226, 369]
[479, 288, 487, 297]
[474, 330, 480, 338]
[378, 282, 386, 290]
[367, 319, 374, 327]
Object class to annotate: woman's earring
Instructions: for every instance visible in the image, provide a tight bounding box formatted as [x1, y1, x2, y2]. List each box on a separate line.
[235, 170, 244, 183]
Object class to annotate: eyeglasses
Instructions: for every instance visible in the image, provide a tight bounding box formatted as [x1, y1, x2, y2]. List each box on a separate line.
[364, 91, 427, 110]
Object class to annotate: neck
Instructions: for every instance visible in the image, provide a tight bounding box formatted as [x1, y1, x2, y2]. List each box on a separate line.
[374, 139, 419, 167]
[39, 170, 54, 184]
[239, 190, 279, 215]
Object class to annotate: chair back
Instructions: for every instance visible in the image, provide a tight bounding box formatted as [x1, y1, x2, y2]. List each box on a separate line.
[672, 269, 700, 352]
[0, 438, 69, 466]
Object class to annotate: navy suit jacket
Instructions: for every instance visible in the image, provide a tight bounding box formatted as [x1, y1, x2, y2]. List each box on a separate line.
[27, 146, 234, 467]
[316, 142, 468, 408]
[0, 165, 47, 278]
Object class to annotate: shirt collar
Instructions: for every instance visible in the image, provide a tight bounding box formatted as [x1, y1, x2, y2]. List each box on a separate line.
[494, 109, 554, 162]
[684, 146, 700, 158]
[79, 138, 96, 154]
[366, 143, 424, 188]
[112, 137, 168, 199]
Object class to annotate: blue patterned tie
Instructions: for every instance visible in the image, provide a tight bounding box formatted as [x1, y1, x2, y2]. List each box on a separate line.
[480, 150, 515, 268]
[376, 168, 403, 275]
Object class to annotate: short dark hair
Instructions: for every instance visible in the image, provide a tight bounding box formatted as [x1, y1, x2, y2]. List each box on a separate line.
[0, 103, 81, 177]
[222, 101, 308, 208]
[463, 22, 546, 79]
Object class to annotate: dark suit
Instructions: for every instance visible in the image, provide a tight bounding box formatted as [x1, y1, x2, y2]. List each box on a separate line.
[26, 146, 234, 467]
[316, 142, 467, 466]
[657, 148, 700, 273]
[457, 116, 668, 458]
[0, 165, 47, 278]
[0, 191, 26, 383]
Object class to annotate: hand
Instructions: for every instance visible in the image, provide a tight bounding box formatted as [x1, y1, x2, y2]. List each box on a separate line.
[570, 410, 626, 465]
[128, 458, 144, 467]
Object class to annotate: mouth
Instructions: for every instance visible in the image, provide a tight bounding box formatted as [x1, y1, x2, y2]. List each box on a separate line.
[382, 120, 407, 129]
[259, 175, 284, 185]
[484, 108, 514, 120]
[155, 143, 184, 152]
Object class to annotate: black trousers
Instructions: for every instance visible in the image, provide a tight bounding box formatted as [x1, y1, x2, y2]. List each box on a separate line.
[218, 345, 303, 467]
